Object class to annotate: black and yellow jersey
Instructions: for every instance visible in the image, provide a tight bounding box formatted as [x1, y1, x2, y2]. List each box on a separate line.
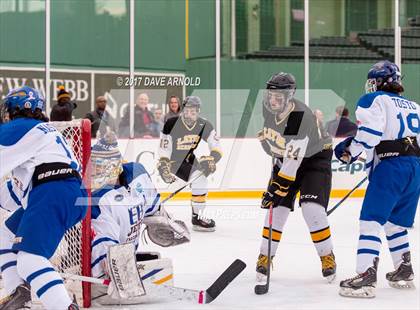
[260, 99, 332, 181]
[159, 116, 222, 181]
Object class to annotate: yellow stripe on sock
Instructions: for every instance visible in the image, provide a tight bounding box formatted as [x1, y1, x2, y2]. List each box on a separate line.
[153, 274, 173, 285]
[311, 227, 331, 243]
[262, 227, 282, 242]
[191, 195, 206, 203]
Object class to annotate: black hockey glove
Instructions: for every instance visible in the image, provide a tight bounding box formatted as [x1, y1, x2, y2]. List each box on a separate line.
[157, 157, 176, 184]
[261, 175, 293, 209]
[199, 155, 216, 177]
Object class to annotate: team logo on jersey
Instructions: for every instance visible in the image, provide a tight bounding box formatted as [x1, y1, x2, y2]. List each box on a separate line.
[135, 183, 143, 194]
[114, 194, 124, 201]
[176, 134, 200, 150]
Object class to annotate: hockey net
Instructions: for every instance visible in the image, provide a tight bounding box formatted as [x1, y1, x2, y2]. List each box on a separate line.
[0, 119, 92, 308]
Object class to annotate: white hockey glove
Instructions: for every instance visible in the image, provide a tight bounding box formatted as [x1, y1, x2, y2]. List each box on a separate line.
[142, 208, 190, 247]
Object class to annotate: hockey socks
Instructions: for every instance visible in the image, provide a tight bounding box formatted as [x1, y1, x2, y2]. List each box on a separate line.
[259, 206, 289, 256]
[301, 202, 333, 256]
[384, 222, 410, 269]
[16, 251, 72, 310]
[357, 220, 382, 274]
[0, 224, 24, 294]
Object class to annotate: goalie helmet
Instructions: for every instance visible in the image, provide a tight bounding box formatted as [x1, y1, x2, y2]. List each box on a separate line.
[181, 96, 201, 126]
[264, 72, 296, 114]
[365, 60, 403, 94]
[91, 131, 123, 190]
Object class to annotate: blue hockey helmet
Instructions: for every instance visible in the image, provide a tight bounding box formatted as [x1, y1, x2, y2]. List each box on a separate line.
[365, 60, 403, 94]
[3, 86, 45, 112]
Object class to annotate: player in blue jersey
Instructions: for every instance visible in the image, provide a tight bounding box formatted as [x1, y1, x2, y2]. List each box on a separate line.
[0, 87, 87, 310]
[335, 60, 420, 298]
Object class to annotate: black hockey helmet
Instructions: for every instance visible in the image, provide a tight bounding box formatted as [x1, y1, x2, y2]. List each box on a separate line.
[182, 96, 201, 110]
[181, 96, 201, 126]
[266, 72, 296, 90]
[264, 72, 296, 114]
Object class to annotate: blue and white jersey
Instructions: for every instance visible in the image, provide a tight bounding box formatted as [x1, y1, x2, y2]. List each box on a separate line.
[0, 118, 81, 209]
[348, 91, 420, 174]
[90, 162, 160, 278]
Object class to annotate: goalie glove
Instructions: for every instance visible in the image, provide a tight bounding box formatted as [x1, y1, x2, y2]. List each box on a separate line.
[157, 157, 176, 184]
[199, 155, 216, 177]
[261, 175, 293, 209]
[142, 207, 191, 247]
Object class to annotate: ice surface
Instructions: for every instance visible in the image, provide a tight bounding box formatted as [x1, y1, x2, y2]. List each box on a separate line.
[2, 198, 419, 309]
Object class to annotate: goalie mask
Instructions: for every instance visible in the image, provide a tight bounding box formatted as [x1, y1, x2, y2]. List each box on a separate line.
[181, 96, 201, 127]
[91, 132, 123, 190]
[264, 72, 296, 114]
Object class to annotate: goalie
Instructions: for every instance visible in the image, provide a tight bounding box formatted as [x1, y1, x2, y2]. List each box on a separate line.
[89, 133, 190, 305]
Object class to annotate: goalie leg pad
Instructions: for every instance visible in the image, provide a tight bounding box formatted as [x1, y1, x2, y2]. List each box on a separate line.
[92, 256, 173, 305]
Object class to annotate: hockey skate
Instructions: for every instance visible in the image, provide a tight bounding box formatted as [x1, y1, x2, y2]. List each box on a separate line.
[192, 212, 216, 232]
[0, 283, 31, 310]
[321, 252, 337, 283]
[386, 252, 415, 289]
[256, 254, 273, 282]
[339, 257, 378, 298]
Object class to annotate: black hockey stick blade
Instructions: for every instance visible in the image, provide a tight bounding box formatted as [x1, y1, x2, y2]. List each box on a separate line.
[201, 259, 246, 304]
[254, 282, 269, 295]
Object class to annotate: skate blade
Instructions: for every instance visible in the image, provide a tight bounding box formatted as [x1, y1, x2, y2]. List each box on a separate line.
[339, 286, 375, 298]
[325, 273, 336, 283]
[256, 273, 267, 283]
[388, 280, 415, 289]
[192, 225, 216, 232]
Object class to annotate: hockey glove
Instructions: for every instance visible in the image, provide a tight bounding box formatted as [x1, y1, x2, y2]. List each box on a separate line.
[199, 155, 216, 177]
[157, 157, 176, 183]
[261, 175, 292, 209]
[334, 137, 360, 164]
[257, 130, 272, 157]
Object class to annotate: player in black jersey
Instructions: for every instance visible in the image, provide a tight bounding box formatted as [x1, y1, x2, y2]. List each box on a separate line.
[256, 72, 337, 283]
[157, 96, 222, 232]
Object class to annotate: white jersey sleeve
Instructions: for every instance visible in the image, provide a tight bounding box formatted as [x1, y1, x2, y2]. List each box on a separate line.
[90, 162, 160, 277]
[159, 132, 173, 159]
[0, 178, 24, 212]
[0, 118, 81, 209]
[349, 91, 420, 173]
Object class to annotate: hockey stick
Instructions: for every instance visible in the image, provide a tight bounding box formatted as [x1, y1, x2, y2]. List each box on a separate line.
[326, 157, 368, 216]
[62, 259, 246, 304]
[255, 203, 273, 295]
[160, 172, 204, 205]
[326, 176, 367, 216]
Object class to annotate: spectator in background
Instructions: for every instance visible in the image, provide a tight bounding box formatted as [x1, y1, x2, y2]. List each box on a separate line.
[326, 106, 357, 137]
[118, 92, 154, 138]
[85, 96, 116, 138]
[150, 108, 164, 137]
[313, 108, 329, 139]
[50, 85, 77, 121]
[164, 96, 181, 122]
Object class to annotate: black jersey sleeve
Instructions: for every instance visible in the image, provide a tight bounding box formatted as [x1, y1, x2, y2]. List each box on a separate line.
[201, 119, 215, 141]
[162, 116, 178, 135]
